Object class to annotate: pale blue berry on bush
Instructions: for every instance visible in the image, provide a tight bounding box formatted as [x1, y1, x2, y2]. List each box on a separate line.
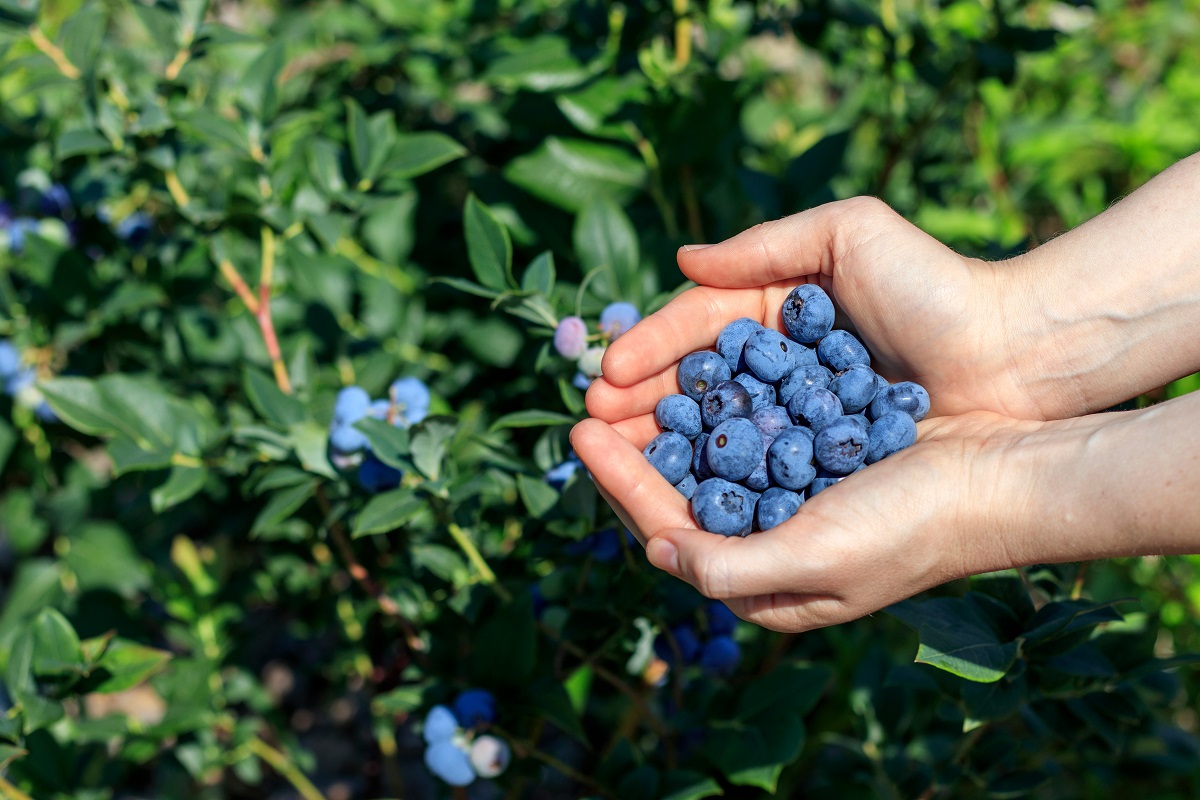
[329, 425, 369, 455]
[553, 315, 589, 359]
[578, 346, 606, 378]
[469, 735, 512, 778]
[390, 377, 431, 426]
[423, 705, 459, 744]
[424, 740, 476, 786]
[0, 341, 19, 378]
[599, 302, 641, 339]
[655, 624, 701, 665]
[572, 371, 593, 391]
[358, 456, 401, 493]
[545, 456, 581, 491]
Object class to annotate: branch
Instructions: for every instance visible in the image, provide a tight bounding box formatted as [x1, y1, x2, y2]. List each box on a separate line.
[254, 227, 291, 394]
[218, 259, 259, 314]
[248, 736, 327, 800]
[28, 26, 80, 80]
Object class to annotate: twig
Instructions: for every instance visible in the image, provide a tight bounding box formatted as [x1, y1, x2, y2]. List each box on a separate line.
[1070, 562, 1089, 600]
[0, 773, 34, 800]
[165, 47, 190, 80]
[447, 523, 511, 601]
[218, 259, 260, 314]
[256, 227, 292, 394]
[28, 26, 80, 79]
[164, 170, 192, 208]
[248, 736, 327, 800]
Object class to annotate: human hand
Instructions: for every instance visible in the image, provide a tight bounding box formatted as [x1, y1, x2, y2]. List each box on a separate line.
[586, 197, 1049, 444]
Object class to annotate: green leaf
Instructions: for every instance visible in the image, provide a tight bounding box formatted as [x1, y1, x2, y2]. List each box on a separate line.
[660, 770, 724, 800]
[308, 138, 347, 196]
[91, 639, 172, 694]
[345, 98, 372, 182]
[239, 40, 285, 119]
[1021, 599, 1127, 644]
[56, 128, 112, 159]
[251, 478, 320, 537]
[985, 769, 1052, 798]
[0, 417, 16, 471]
[490, 409, 578, 431]
[178, 112, 251, 155]
[151, 465, 208, 512]
[574, 196, 639, 300]
[40, 377, 155, 445]
[353, 489, 426, 538]
[484, 35, 594, 92]
[30, 608, 84, 676]
[382, 132, 466, 179]
[707, 711, 806, 791]
[355, 417, 412, 471]
[0, 560, 64, 642]
[504, 137, 646, 212]
[887, 596, 1019, 683]
[429, 276, 502, 300]
[521, 250, 555, 295]
[243, 368, 306, 427]
[517, 473, 560, 518]
[464, 194, 513, 292]
[469, 593, 536, 685]
[288, 420, 340, 480]
[63, 524, 150, 598]
[362, 192, 417, 264]
[410, 418, 456, 481]
[0, 746, 27, 771]
[736, 662, 831, 720]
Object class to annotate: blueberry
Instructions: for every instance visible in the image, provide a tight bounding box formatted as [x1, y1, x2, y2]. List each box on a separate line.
[814, 417, 870, 474]
[808, 465, 863, 497]
[588, 528, 625, 562]
[817, 330, 871, 372]
[655, 394, 703, 439]
[643, 431, 693, 485]
[330, 424, 369, 454]
[733, 372, 776, 411]
[655, 624, 702, 664]
[705, 418, 764, 482]
[0, 341, 19, 379]
[716, 317, 762, 372]
[4, 367, 34, 396]
[579, 346, 607, 378]
[781, 284, 835, 343]
[706, 601, 739, 637]
[756, 487, 804, 530]
[768, 427, 818, 491]
[743, 328, 798, 382]
[39, 184, 72, 218]
[692, 432, 714, 481]
[469, 735, 512, 778]
[600, 302, 641, 339]
[866, 411, 918, 463]
[114, 211, 153, 246]
[424, 740, 475, 786]
[868, 380, 931, 422]
[828, 364, 878, 414]
[0, 201, 11, 228]
[391, 377, 431, 425]
[675, 473, 698, 499]
[778, 364, 833, 405]
[4, 218, 37, 255]
[744, 434, 774, 491]
[553, 316, 589, 358]
[358, 456, 402, 492]
[572, 371, 593, 391]
[453, 688, 497, 727]
[34, 400, 57, 424]
[699, 636, 741, 677]
[787, 386, 843, 432]
[678, 351, 731, 401]
[691, 478, 758, 536]
[700, 380, 754, 429]
[333, 386, 371, 426]
[875, 373, 889, 397]
[751, 405, 793, 439]
[545, 458, 580, 491]
[423, 705, 459, 744]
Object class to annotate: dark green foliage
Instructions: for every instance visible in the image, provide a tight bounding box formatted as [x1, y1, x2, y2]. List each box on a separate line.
[1, 0, 1199, 798]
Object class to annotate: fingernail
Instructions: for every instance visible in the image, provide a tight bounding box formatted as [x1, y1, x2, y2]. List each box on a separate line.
[682, 244, 714, 252]
[647, 538, 679, 574]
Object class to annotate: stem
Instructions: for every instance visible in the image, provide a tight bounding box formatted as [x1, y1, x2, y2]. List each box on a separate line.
[256, 227, 292, 394]
[165, 47, 190, 80]
[0, 774, 34, 800]
[218, 259, 260, 314]
[492, 726, 618, 800]
[28, 26, 80, 79]
[164, 170, 192, 208]
[627, 128, 679, 238]
[1070, 562, 1089, 600]
[248, 736, 327, 800]
[447, 523, 510, 601]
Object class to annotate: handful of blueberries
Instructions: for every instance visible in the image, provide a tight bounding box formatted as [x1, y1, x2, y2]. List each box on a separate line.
[642, 284, 929, 536]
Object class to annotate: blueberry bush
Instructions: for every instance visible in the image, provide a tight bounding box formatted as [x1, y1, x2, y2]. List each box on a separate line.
[2, 0, 1200, 798]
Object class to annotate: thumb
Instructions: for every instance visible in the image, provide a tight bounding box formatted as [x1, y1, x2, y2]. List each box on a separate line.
[677, 196, 891, 289]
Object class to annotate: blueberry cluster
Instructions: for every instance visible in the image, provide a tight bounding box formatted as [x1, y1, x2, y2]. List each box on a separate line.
[644, 284, 928, 536]
[0, 182, 76, 255]
[0, 340, 56, 422]
[553, 301, 642, 390]
[327, 378, 430, 492]
[422, 689, 511, 786]
[654, 601, 742, 679]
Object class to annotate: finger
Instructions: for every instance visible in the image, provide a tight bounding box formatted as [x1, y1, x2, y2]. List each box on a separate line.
[725, 593, 853, 634]
[586, 370, 683, 424]
[611, 413, 660, 449]
[570, 418, 693, 537]
[679, 197, 902, 290]
[644, 524, 838, 600]
[601, 286, 764, 388]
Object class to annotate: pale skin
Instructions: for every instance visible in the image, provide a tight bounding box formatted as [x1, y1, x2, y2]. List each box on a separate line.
[572, 152, 1200, 633]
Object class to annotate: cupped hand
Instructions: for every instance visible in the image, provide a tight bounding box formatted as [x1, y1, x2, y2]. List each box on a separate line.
[570, 411, 1041, 633]
[586, 197, 1049, 449]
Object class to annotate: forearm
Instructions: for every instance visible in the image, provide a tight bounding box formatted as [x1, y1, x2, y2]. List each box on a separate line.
[1000, 152, 1200, 418]
[993, 391, 1200, 567]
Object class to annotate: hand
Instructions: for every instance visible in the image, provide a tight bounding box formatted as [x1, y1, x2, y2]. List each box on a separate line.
[570, 412, 1036, 633]
[586, 197, 1049, 448]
